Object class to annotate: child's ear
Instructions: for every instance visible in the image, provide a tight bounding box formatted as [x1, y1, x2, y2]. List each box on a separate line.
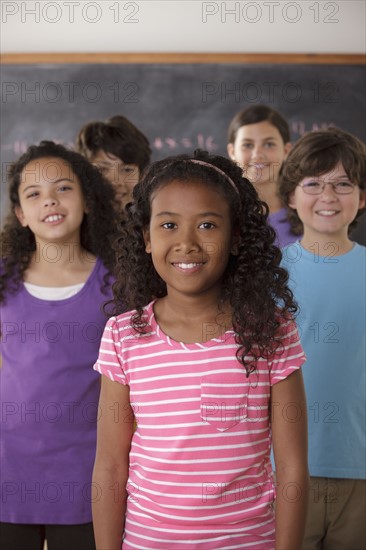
[358, 189, 366, 210]
[227, 143, 236, 162]
[15, 206, 28, 227]
[288, 191, 297, 210]
[143, 228, 151, 253]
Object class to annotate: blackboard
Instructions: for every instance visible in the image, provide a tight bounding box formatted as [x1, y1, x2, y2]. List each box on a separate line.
[1, 54, 365, 241]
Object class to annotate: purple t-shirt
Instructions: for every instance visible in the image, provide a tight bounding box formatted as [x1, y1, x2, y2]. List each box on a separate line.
[268, 207, 300, 248]
[0, 258, 113, 524]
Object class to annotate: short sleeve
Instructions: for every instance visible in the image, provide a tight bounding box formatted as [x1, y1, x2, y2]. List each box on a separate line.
[93, 316, 128, 385]
[269, 319, 306, 386]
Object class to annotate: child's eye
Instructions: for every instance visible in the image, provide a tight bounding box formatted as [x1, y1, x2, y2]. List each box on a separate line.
[303, 181, 321, 188]
[336, 181, 354, 189]
[120, 166, 135, 174]
[93, 164, 108, 174]
[199, 222, 215, 230]
[242, 143, 253, 149]
[58, 185, 72, 192]
[161, 222, 176, 230]
[26, 191, 39, 199]
[264, 142, 276, 148]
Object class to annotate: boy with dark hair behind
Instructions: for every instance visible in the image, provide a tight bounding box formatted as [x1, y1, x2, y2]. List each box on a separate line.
[279, 127, 365, 550]
[76, 115, 151, 209]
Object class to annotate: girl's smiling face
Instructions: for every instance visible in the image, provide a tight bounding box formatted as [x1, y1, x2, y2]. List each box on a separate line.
[15, 156, 87, 245]
[143, 179, 235, 302]
[227, 120, 291, 187]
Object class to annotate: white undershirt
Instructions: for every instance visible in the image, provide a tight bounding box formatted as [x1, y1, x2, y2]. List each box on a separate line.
[24, 282, 85, 300]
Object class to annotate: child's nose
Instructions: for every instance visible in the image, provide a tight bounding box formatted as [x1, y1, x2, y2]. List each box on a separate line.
[251, 144, 264, 158]
[115, 180, 128, 193]
[321, 182, 338, 199]
[43, 195, 58, 207]
[175, 229, 200, 253]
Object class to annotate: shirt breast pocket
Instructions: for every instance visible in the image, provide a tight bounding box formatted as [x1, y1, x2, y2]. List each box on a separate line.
[200, 372, 249, 432]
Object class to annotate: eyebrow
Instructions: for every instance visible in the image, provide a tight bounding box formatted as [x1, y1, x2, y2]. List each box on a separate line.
[21, 178, 75, 194]
[154, 211, 224, 218]
[241, 136, 277, 141]
[95, 160, 128, 166]
[305, 174, 350, 180]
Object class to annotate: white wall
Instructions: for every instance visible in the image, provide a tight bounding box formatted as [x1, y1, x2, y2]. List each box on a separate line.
[1, 0, 365, 54]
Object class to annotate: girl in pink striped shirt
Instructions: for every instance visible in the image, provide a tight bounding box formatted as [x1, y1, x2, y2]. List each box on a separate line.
[92, 150, 308, 550]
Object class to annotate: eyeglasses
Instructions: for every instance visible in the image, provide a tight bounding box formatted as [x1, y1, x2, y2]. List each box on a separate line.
[298, 180, 356, 195]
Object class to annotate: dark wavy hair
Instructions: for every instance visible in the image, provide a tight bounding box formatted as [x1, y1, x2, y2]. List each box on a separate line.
[0, 140, 118, 303]
[111, 149, 297, 375]
[279, 127, 366, 235]
[76, 115, 151, 172]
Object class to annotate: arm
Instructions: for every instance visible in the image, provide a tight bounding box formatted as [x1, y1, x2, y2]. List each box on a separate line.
[92, 376, 134, 550]
[272, 369, 309, 550]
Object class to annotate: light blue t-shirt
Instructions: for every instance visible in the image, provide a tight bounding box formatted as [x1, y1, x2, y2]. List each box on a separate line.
[281, 241, 366, 479]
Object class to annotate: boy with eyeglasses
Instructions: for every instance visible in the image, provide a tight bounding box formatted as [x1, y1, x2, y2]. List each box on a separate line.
[278, 127, 365, 550]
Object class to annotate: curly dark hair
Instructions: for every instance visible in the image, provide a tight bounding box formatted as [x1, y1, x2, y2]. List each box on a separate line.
[111, 149, 297, 375]
[0, 140, 118, 303]
[76, 115, 151, 172]
[279, 127, 366, 235]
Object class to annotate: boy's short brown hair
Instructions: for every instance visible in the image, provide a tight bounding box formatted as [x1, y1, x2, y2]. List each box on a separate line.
[76, 115, 151, 172]
[279, 127, 366, 235]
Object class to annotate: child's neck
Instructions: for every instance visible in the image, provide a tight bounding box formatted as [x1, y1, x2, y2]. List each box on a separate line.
[154, 295, 233, 344]
[24, 241, 97, 286]
[300, 233, 354, 257]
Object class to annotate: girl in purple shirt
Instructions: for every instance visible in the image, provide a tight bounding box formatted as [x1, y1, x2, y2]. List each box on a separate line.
[0, 141, 116, 550]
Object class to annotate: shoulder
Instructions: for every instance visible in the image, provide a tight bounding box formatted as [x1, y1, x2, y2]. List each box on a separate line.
[350, 243, 366, 258]
[94, 257, 113, 278]
[345, 244, 366, 279]
[104, 302, 155, 342]
[330, 243, 366, 272]
[269, 317, 306, 382]
[276, 316, 300, 342]
[89, 256, 115, 298]
[272, 315, 305, 361]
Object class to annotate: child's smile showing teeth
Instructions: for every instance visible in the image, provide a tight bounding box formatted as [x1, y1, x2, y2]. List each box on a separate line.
[43, 214, 64, 223]
[316, 210, 339, 216]
[172, 261, 205, 273]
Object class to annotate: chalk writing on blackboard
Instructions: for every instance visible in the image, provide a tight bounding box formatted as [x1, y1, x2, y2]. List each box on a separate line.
[0, 121, 335, 159]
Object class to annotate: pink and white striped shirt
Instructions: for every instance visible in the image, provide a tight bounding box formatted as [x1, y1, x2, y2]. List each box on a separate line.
[94, 301, 305, 550]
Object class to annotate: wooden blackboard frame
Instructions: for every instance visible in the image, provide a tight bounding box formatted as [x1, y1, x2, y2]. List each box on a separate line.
[2, 52, 365, 64]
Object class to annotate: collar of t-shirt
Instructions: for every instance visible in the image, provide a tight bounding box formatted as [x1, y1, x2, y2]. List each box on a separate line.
[23, 282, 85, 300]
